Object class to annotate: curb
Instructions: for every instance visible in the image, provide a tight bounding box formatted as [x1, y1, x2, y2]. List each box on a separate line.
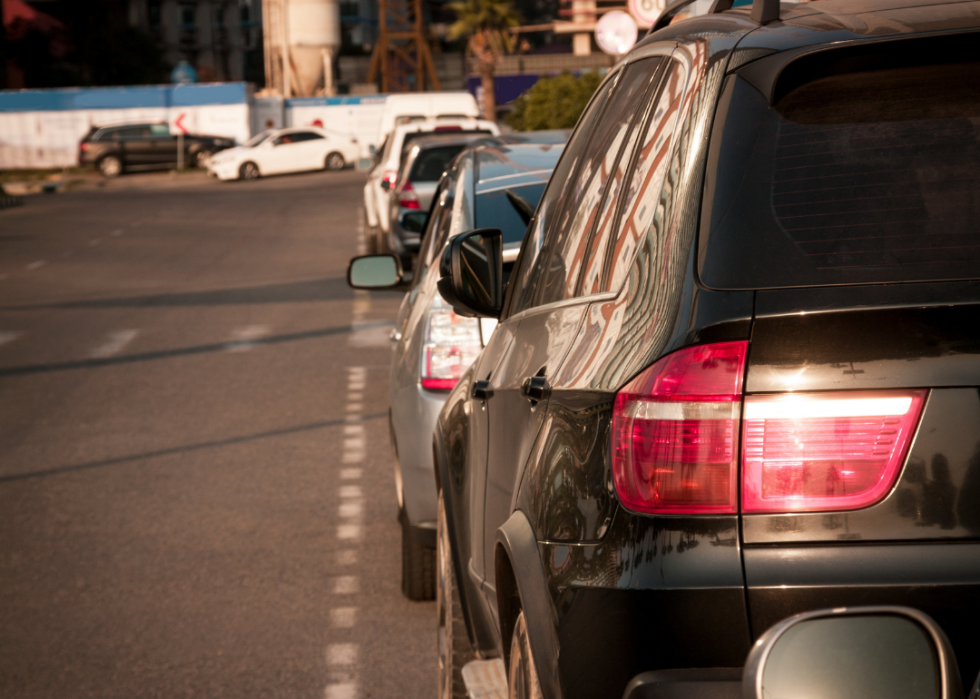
[0, 195, 24, 210]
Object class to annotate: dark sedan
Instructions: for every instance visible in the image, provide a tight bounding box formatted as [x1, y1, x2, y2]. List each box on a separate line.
[432, 2, 980, 699]
[78, 122, 234, 177]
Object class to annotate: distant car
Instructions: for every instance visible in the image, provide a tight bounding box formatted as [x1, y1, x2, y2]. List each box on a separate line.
[79, 123, 235, 177]
[387, 133, 489, 262]
[207, 127, 359, 181]
[346, 136, 566, 602]
[362, 118, 500, 252]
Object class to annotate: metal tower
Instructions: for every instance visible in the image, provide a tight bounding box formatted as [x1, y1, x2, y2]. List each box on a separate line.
[366, 0, 441, 92]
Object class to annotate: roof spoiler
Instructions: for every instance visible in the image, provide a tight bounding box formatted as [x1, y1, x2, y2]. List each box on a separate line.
[648, 0, 778, 34]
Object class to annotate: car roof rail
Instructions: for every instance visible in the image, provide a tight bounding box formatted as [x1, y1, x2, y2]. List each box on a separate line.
[648, 0, 778, 34]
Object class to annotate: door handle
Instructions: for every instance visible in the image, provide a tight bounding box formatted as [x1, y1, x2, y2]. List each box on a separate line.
[520, 375, 550, 403]
[472, 380, 493, 401]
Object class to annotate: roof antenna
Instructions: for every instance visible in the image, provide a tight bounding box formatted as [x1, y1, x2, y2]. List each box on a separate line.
[751, 0, 780, 24]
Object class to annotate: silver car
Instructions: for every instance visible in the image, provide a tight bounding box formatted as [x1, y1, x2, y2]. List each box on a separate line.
[347, 136, 567, 598]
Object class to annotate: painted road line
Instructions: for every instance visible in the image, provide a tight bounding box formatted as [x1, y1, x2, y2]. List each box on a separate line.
[330, 607, 358, 629]
[0, 331, 22, 348]
[26, 260, 46, 271]
[339, 468, 362, 480]
[224, 325, 270, 352]
[339, 485, 363, 499]
[89, 330, 139, 359]
[336, 524, 362, 540]
[327, 643, 358, 666]
[335, 550, 357, 566]
[333, 576, 358, 595]
[324, 683, 357, 699]
[338, 501, 363, 518]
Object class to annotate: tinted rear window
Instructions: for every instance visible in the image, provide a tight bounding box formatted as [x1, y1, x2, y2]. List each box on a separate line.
[700, 53, 980, 289]
[409, 145, 466, 182]
[475, 183, 547, 245]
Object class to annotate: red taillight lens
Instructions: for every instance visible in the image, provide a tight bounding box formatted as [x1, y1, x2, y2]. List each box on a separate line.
[80, 143, 89, 152]
[612, 342, 748, 514]
[420, 299, 483, 391]
[382, 170, 398, 189]
[398, 179, 420, 209]
[742, 390, 926, 513]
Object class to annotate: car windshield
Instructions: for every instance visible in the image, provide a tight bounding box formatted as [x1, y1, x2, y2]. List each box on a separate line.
[245, 131, 273, 147]
[700, 46, 980, 289]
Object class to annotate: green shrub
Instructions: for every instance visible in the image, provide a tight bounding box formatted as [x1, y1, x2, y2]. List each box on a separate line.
[505, 71, 604, 131]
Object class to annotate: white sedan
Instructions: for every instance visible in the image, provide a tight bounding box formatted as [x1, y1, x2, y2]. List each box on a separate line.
[208, 127, 359, 181]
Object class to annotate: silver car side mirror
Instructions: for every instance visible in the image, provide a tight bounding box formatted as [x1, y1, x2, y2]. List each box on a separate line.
[743, 606, 963, 699]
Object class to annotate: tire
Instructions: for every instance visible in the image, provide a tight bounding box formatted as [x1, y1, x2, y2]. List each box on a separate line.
[194, 149, 213, 168]
[325, 152, 346, 171]
[507, 611, 544, 699]
[239, 162, 260, 180]
[401, 517, 436, 601]
[98, 155, 122, 178]
[438, 493, 475, 699]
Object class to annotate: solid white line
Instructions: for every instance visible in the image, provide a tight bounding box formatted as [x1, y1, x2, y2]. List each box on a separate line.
[326, 643, 359, 666]
[339, 468, 362, 480]
[333, 576, 358, 594]
[0, 331, 22, 347]
[89, 330, 139, 359]
[26, 260, 45, 271]
[330, 607, 358, 629]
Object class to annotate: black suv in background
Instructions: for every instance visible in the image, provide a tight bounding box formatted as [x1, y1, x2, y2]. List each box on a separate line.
[432, 2, 980, 698]
[78, 123, 234, 177]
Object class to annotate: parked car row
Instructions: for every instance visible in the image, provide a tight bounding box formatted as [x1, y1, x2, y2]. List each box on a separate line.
[349, 1, 980, 697]
[78, 122, 235, 177]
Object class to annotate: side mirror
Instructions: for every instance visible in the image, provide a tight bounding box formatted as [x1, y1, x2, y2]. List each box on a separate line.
[744, 606, 963, 699]
[401, 211, 428, 234]
[368, 145, 377, 156]
[347, 254, 404, 290]
[437, 228, 503, 318]
[357, 157, 373, 171]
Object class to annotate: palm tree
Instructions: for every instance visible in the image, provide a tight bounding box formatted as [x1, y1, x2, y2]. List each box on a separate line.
[447, 0, 521, 121]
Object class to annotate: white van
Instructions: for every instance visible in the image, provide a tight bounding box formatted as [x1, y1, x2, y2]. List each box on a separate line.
[375, 92, 479, 143]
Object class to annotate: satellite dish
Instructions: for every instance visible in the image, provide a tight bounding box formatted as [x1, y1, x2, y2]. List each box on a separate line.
[595, 11, 638, 56]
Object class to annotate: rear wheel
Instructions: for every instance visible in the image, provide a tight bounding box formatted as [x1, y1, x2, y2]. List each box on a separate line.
[98, 155, 122, 178]
[239, 162, 260, 180]
[325, 152, 345, 171]
[401, 517, 436, 601]
[507, 611, 543, 699]
[438, 493, 475, 699]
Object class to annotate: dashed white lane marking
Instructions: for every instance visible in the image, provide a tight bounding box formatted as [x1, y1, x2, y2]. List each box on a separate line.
[333, 576, 359, 594]
[330, 607, 358, 628]
[339, 485, 363, 499]
[0, 331, 22, 347]
[339, 501, 363, 518]
[335, 550, 357, 566]
[339, 468, 362, 480]
[224, 325, 270, 352]
[89, 330, 139, 359]
[347, 392, 363, 402]
[324, 683, 357, 699]
[327, 643, 358, 666]
[356, 206, 367, 257]
[26, 260, 46, 271]
[345, 403, 363, 414]
[336, 524, 362, 540]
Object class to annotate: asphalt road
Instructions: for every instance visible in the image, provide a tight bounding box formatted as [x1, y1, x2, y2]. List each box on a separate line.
[0, 169, 432, 699]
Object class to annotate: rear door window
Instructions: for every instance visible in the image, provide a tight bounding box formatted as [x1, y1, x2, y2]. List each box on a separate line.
[474, 183, 548, 245]
[700, 41, 980, 289]
[409, 146, 466, 182]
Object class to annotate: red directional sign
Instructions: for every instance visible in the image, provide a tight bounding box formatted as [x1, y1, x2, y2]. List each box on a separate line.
[173, 113, 188, 135]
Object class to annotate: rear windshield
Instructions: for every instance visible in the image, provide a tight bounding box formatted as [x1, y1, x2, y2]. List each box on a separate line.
[700, 52, 980, 289]
[409, 145, 466, 182]
[475, 183, 547, 245]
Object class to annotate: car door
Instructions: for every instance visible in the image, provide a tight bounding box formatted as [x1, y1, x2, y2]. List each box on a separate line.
[116, 125, 153, 168]
[291, 131, 328, 171]
[263, 131, 304, 174]
[475, 60, 668, 608]
[147, 123, 178, 166]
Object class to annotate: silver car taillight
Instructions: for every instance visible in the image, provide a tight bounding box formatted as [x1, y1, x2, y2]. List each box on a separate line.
[420, 295, 482, 391]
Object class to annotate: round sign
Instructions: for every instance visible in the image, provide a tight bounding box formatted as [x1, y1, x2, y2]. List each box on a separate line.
[595, 10, 638, 56]
[627, 0, 666, 28]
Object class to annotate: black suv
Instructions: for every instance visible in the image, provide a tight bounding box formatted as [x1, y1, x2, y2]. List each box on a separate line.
[78, 123, 234, 177]
[432, 2, 980, 698]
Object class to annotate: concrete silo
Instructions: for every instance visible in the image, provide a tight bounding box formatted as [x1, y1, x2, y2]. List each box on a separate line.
[263, 0, 340, 97]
